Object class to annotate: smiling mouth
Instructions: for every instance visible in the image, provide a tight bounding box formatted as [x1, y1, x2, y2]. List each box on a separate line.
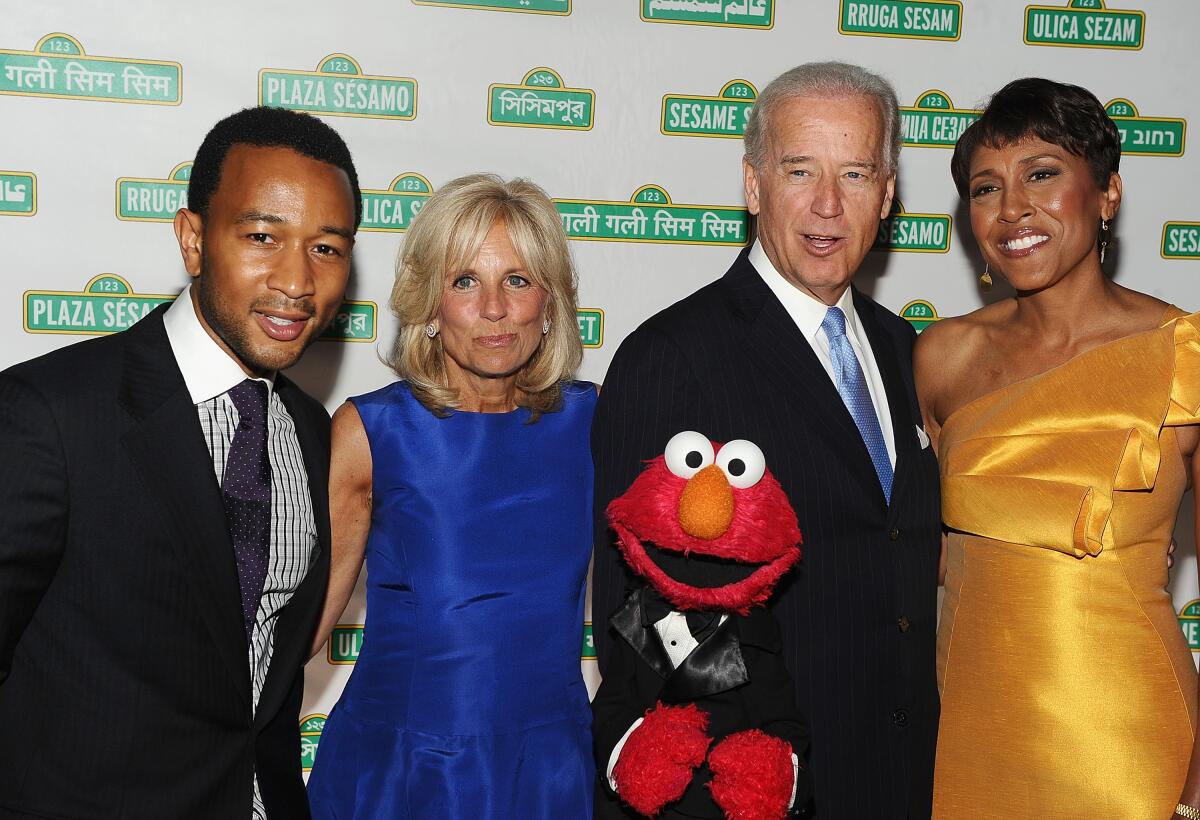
[643, 539, 764, 588]
[1000, 234, 1050, 254]
[255, 311, 310, 342]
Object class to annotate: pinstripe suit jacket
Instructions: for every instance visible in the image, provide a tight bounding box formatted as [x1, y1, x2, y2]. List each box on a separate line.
[592, 249, 940, 819]
[0, 306, 331, 819]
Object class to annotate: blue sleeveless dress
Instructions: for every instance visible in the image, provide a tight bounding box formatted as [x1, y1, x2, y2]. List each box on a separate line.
[307, 381, 596, 819]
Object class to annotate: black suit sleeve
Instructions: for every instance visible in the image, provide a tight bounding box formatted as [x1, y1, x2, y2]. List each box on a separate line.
[750, 653, 814, 812]
[0, 373, 69, 687]
[745, 646, 810, 760]
[591, 632, 658, 792]
[592, 325, 701, 672]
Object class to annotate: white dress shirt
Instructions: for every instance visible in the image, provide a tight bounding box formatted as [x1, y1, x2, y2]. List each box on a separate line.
[163, 287, 317, 820]
[748, 241, 896, 468]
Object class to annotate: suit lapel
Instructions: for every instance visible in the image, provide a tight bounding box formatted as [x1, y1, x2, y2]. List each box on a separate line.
[118, 309, 250, 706]
[853, 290, 919, 518]
[611, 590, 674, 679]
[725, 255, 886, 505]
[254, 379, 331, 728]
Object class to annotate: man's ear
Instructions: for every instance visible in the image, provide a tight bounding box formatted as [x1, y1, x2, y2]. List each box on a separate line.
[879, 173, 896, 220]
[173, 208, 204, 278]
[742, 157, 761, 216]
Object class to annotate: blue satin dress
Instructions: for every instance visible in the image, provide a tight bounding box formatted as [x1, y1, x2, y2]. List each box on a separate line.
[307, 381, 595, 819]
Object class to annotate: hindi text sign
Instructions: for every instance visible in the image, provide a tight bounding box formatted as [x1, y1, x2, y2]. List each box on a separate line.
[0, 33, 181, 105]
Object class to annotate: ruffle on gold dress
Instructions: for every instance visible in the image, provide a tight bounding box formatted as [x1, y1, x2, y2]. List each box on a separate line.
[933, 308, 1199, 819]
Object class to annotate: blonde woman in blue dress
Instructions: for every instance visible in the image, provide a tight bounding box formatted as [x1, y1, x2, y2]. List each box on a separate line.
[307, 174, 595, 819]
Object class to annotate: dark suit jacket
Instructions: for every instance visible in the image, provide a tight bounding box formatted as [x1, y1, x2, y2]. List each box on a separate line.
[593, 589, 811, 819]
[0, 305, 331, 819]
[592, 249, 941, 819]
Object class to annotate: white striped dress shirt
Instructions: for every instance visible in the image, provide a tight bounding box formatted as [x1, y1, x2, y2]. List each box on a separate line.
[163, 287, 316, 820]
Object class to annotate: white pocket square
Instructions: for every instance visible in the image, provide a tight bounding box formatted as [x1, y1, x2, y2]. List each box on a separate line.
[916, 424, 931, 450]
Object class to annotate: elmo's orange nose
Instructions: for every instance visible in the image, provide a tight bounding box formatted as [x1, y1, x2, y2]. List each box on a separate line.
[677, 464, 734, 540]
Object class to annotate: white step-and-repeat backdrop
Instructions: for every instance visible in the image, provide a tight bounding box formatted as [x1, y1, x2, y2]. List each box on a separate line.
[5, 0, 1200, 778]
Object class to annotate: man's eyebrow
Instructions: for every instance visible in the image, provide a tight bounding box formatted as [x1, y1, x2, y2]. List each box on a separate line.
[779, 156, 879, 170]
[234, 211, 286, 225]
[234, 211, 353, 240]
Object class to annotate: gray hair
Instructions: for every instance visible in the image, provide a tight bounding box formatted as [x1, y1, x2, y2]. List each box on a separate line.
[744, 61, 902, 175]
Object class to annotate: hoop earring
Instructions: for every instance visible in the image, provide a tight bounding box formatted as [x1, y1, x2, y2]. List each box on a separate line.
[1099, 218, 1110, 265]
[424, 323, 438, 339]
[542, 318, 551, 335]
[980, 262, 992, 291]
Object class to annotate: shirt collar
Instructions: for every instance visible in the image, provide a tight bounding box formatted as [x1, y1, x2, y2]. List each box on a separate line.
[163, 284, 274, 405]
[747, 240, 859, 342]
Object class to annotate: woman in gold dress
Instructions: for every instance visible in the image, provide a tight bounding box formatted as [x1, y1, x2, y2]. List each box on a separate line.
[916, 78, 1200, 819]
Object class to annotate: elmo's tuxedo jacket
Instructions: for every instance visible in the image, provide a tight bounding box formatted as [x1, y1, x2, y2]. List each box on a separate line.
[593, 588, 811, 818]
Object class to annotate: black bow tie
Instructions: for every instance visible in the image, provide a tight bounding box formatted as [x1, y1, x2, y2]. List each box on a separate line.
[640, 588, 720, 644]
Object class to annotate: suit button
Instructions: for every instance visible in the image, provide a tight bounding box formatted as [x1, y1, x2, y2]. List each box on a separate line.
[889, 528, 901, 541]
[892, 709, 909, 727]
[898, 615, 910, 633]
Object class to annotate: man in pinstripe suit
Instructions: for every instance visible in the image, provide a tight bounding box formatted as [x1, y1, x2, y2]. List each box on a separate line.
[0, 108, 359, 819]
[593, 63, 941, 819]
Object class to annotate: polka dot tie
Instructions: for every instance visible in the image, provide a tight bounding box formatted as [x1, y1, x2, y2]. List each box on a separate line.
[821, 306, 893, 502]
[223, 379, 272, 640]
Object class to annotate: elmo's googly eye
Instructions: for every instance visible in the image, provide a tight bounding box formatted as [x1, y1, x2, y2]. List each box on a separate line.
[715, 439, 766, 488]
[664, 431, 715, 479]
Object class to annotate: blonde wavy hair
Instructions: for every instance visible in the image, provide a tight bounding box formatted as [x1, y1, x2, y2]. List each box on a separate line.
[387, 173, 582, 418]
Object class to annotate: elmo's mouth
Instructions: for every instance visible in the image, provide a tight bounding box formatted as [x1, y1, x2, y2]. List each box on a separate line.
[643, 539, 764, 588]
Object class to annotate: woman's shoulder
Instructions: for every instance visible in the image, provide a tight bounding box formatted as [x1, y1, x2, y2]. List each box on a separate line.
[349, 379, 415, 410]
[551, 381, 599, 423]
[913, 304, 1011, 420]
[560, 380, 599, 401]
[915, 303, 1005, 365]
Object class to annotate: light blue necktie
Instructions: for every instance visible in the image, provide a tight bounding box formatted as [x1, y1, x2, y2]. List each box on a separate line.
[821, 306, 893, 502]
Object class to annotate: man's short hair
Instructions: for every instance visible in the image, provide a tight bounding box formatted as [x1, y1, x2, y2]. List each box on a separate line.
[744, 61, 901, 175]
[949, 77, 1121, 200]
[188, 106, 363, 228]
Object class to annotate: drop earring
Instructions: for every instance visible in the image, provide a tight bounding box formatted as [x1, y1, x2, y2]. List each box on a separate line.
[1099, 218, 1110, 265]
[425, 323, 438, 338]
[542, 318, 551, 335]
[980, 262, 992, 291]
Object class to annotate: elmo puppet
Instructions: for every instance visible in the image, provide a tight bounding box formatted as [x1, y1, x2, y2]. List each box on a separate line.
[592, 431, 813, 820]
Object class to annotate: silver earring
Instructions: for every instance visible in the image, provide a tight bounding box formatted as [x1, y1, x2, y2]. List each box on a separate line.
[1099, 218, 1110, 265]
[980, 262, 992, 291]
[542, 318, 551, 335]
[424, 323, 437, 338]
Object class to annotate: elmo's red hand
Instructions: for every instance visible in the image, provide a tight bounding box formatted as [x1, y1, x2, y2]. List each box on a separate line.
[613, 702, 712, 816]
[707, 729, 795, 820]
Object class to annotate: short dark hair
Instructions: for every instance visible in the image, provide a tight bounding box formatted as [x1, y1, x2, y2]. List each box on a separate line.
[188, 106, 362, 228]
[950, 78, 1120, 200]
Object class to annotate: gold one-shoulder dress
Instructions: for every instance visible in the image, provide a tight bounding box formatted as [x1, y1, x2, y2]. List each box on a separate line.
[933, 308, 1199, 819]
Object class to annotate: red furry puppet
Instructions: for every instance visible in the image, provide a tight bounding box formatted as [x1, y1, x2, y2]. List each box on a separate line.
[593, 431, 813, 820]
